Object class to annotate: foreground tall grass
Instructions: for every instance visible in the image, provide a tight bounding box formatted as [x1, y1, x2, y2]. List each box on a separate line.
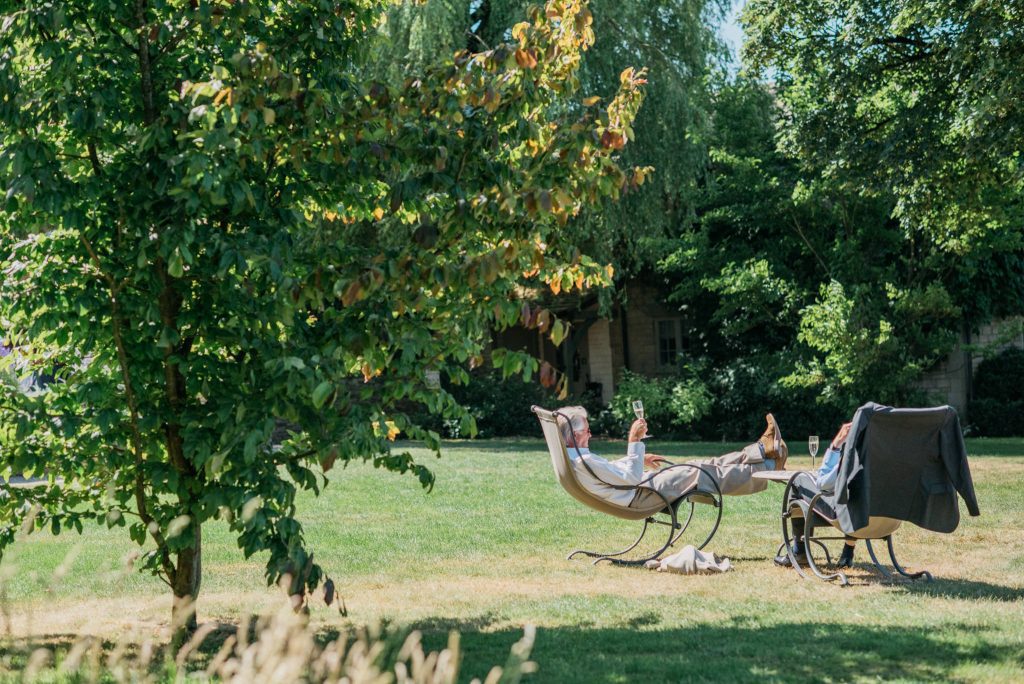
[11, 599, 535, 683]
[1, 437, 1022, 682]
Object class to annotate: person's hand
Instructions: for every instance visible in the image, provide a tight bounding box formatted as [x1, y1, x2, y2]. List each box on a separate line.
[628, 419, 647, 443]
[831, 422, 853, 449]
[644, 453, 666, 470]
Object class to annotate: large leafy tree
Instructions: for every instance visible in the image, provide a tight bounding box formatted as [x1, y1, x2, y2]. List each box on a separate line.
[375, 0, 728, 274]
[0, 0, 644, 643]
[657, 79, 977, 430]
[743, 0, 1024, 253]
[688, 1, 1024, 411]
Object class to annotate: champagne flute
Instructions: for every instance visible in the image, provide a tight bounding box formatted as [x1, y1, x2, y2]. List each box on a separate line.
[632, 400, 651, 439]
[808, 435, 820, 469]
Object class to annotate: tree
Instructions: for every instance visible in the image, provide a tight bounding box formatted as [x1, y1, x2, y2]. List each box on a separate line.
[374, 0, 729, 275]
[0, 0, 645, 645]
[655, 78, 967, 430]
[742, 0, 1024, 253]
[737, 0, 1024, 406]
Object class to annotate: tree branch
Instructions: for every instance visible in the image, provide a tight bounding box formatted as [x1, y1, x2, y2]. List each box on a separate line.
[134, 0, 157, 125]
[79, 231, 177, 583]
[601, 17, 689, 85]
[87, 143, 103, 177]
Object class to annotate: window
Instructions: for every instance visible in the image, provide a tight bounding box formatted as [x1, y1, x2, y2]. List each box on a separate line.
[657, 319, 680, 367]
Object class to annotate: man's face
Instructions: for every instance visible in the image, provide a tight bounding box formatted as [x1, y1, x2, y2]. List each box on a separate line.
[573, 419, 591, 448]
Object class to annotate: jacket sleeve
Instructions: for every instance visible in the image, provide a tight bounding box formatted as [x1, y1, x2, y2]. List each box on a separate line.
[580, 442, 645, 486]
[941, 412, 980, 517]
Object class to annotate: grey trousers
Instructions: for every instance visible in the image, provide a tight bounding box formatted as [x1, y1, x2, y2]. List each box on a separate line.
[629, 443, 769, 509]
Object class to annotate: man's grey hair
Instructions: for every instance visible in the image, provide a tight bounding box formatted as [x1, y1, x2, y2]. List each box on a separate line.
[556, 406, 589, 447]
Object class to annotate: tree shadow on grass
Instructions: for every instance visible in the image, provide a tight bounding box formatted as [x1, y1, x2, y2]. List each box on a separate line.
[416, 618, 1018, 684]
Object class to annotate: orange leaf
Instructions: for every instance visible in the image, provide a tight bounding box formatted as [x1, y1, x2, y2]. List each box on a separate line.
[539, 361, 557, 388]
[341, 280, 363, 307]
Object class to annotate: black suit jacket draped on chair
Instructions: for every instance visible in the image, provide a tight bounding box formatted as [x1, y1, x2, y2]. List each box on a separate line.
[828, 402, 981, 535]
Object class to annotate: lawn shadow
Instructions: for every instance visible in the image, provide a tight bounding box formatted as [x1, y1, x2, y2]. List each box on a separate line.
[898, 576, 1024, 602]
[417, 618, 1018, 683]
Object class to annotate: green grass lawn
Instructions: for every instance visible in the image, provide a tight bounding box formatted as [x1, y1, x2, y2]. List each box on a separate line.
[2, 438, 1022, 682]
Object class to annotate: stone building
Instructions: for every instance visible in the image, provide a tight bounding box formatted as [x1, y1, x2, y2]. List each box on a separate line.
[917, 317, 1024, 415]
[493, 281, 687, 403]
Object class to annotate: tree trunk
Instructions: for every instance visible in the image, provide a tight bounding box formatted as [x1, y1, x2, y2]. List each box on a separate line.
[170, 524, 202, 652]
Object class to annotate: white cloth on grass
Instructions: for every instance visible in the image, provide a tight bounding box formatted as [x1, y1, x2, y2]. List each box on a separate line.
[644, 545, 732, 574]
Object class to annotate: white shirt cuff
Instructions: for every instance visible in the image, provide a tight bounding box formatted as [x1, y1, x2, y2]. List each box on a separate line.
[627, 441, 645, 457]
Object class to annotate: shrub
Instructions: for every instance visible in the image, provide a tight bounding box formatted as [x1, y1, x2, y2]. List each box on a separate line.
[696, 355, 847, 442]
[972, 348, 1024, 402]
[443, 369, 560, 438]
[607, 369, 713, 439]
[968, 399, 1024, 437]
[969, 348, 1024, 436]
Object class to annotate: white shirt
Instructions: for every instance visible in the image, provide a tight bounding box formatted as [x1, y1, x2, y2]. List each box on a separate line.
[567, 442, 646, 506]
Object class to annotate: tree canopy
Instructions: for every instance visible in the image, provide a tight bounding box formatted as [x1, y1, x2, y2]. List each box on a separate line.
[743, 0, 1024, 254]
[374, 0, 728, 275]
[0, 0, 644, 642]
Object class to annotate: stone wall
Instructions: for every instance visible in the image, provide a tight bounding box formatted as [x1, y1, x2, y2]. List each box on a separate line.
[917, 317, 1024, 414]
[620, 282, 682, 378]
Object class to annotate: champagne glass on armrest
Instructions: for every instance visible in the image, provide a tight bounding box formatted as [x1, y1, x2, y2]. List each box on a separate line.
[808, 435, 820, 469]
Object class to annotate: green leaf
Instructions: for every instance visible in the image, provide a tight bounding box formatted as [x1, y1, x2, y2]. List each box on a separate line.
[168, 250, 184, 278]
[550, 319, 567, 346]
[244, 431, 260, 463]
[312, 380, 333, 409]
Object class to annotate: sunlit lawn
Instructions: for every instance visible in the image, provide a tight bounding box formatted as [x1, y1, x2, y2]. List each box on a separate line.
[2, 437, 1022, 682]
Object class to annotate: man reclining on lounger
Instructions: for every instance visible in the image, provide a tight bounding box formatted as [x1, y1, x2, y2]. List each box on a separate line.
[556, 407, 789, 508]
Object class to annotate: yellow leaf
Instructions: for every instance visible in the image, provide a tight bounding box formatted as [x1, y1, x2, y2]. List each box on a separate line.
[557, 376, 569, 400]
[385, 421, 400, 441]
[582, 95, 600, 106]
[372, 207, 384, 221]
[262, 107, 275, 125]
[550, 276, 561, 295]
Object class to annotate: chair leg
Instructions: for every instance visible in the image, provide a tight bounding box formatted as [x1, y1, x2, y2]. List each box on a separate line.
[804, 496, 848, 586]
[669, 500, 695, 547]
[671, 493, 723, 552]
[595, 506, 678, 566]
[887, 536, 933, 582]
[807, 538, 833, 567]
[781, 506, 808, 580]
[568, 518, 651, 562]
[864, 539, 893, 580]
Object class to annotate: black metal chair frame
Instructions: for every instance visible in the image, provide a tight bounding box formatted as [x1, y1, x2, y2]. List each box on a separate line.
[779, 474, 933, 586]
[552, 409, 724, 566]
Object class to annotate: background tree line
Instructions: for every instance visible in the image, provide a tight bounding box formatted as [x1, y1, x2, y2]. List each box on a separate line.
[392, 0, 1024, 439]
